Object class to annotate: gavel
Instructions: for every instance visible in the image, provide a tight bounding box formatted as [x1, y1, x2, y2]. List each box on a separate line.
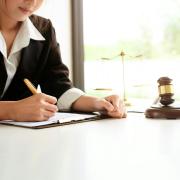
[145, 77, 180, 119]
[157, 77, 174, 106]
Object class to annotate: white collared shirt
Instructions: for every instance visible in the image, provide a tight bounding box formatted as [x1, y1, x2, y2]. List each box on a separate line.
[0, 17, 84, 110]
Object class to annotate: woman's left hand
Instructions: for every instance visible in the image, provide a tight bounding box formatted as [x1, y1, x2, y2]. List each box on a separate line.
[72, 94, 127, 118]
[95, 95, 127, 118]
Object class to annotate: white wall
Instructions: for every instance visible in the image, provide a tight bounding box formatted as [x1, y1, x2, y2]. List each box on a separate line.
[36, 0, 73, 80]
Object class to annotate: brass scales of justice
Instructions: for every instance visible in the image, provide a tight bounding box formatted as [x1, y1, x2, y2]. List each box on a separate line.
[145, 77, 180, 119]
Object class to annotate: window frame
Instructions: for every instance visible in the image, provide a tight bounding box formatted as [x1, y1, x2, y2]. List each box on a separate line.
[71, 0, 85, 90]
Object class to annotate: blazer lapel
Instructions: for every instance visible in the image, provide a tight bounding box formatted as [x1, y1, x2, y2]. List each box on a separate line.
[2, 40, 44, 100]
[16, 40, 44, 78]
[0, 52, 7, 97]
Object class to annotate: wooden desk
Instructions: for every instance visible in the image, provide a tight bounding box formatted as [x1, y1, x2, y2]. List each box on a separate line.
[1, 113, 180, 180]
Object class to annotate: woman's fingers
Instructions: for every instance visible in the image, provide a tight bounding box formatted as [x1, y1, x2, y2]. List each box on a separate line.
[101, 95, 127, 118]
[43, 101, 58, 112]
[105, 95, 120, 111]
[13, 93, 58, 121]
[42, 93, 57, 104]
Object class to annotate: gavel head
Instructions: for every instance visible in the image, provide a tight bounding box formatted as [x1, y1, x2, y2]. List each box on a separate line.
[157, 77, 174, 106]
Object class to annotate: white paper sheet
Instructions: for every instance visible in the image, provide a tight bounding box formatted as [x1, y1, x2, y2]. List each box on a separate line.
[0, 112, 98, 127]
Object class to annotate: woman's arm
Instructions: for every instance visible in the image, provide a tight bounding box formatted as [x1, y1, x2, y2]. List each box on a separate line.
[0, 101, 16, 120]
[72, 95, 126, 118]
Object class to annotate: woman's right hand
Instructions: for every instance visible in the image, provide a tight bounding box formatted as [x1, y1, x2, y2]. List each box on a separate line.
[10, 93, 58, 122]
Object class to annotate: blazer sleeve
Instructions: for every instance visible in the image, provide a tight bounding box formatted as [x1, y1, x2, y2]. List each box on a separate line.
[30, 15, 73, 99]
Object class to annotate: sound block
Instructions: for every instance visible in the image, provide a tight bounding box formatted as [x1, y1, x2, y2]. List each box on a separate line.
[145, 105, 180, 119]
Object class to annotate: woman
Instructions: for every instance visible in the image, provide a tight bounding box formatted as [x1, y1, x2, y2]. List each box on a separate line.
[0, 0, 126, 121]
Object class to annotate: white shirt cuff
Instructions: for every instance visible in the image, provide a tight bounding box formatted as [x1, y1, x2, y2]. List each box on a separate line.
[57, 88, 85, 111]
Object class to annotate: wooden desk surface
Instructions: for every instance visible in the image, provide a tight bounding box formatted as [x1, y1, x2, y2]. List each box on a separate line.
[0, 113, 180, 180]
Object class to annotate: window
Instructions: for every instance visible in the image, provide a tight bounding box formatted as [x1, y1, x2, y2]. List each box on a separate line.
[83, 0, 180, 105]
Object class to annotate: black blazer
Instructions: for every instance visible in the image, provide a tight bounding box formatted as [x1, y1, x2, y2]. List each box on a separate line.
[0, 15, 73, 101]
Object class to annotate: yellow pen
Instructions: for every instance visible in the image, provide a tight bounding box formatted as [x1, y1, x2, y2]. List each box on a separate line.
[24, 78, 38, 95]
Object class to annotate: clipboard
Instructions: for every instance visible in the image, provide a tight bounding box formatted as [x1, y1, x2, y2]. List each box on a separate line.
[0, 112, 105, 129]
